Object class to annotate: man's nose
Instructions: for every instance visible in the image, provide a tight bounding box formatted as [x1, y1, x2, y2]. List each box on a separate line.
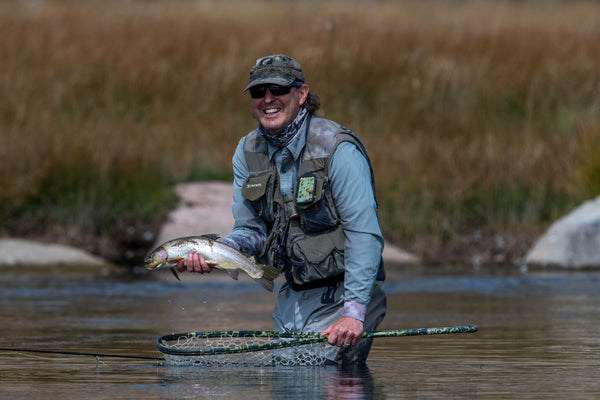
[263, 89, 275, 101]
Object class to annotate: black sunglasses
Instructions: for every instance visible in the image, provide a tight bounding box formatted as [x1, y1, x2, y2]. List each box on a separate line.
[249, 82, 302, 99]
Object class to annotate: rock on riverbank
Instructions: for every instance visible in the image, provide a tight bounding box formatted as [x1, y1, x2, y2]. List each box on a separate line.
[525, 195, 600, 269]
[0, 238, 113, 270]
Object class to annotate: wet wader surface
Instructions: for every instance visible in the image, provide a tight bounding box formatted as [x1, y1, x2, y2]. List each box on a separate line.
[272, 280, 387, 365]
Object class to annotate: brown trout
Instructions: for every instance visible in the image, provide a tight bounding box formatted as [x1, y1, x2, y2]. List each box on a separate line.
[144, 235, 280, 291]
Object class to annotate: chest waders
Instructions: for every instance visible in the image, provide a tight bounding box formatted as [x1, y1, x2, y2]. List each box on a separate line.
[241, 115, 379, 290]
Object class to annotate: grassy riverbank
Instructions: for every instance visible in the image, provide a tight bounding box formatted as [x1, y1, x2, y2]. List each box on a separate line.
[1, 0, 599, 266]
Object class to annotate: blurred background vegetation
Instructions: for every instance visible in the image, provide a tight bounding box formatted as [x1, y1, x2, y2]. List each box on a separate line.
[1, 0, 598, 266]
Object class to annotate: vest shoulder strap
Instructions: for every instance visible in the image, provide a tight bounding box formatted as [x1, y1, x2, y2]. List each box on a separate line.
[243, 129, 272, 172]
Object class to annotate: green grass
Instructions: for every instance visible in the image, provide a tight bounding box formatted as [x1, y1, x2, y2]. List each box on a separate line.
[1, 0, 598, 263]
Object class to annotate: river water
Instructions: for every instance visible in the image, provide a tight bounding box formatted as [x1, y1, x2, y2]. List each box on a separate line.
[0, 265, 598, 399]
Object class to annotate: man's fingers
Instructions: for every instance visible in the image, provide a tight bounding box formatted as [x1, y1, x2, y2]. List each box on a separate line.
[323, 318, 363, 347]
[185, 253, 196, 272]
[184, 253, 212, 273]
[201, 257, 214, 273]
[176, 260, 186, 272]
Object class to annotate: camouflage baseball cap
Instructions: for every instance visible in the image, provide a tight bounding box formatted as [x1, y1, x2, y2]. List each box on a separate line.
[244, 54, 304, 91]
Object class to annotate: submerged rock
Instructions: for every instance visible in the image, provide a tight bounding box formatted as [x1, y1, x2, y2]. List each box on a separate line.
[525, 196, 600, 269]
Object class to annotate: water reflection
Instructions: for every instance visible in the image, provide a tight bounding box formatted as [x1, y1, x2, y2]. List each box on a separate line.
[161, 364, 381, 400]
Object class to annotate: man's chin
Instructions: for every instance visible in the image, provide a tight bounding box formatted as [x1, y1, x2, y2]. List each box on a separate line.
[261, 122, 285, 136]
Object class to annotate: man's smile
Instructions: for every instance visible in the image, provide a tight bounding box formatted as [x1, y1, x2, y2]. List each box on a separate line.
[263, 107, 281, 115]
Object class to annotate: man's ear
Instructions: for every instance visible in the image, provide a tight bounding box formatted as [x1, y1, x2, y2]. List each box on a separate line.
[298, 84, 310, 106]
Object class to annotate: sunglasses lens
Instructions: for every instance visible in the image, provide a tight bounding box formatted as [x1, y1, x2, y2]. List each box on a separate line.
[249, 85, 293, 99]
[249, 86, 267, 98]
[268, 86, 292, 96]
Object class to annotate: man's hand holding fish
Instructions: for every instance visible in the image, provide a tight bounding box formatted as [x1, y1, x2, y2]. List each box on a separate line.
[176, 252, 213, 274]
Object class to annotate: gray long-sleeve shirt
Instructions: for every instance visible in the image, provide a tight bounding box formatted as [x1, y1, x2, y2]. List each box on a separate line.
[222, 118, 383, 321]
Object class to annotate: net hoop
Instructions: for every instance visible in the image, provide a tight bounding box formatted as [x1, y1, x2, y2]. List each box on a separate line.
[156, 326, 477, 366]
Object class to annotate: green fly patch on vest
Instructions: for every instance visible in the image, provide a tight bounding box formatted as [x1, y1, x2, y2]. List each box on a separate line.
[296, 175, 316, 204]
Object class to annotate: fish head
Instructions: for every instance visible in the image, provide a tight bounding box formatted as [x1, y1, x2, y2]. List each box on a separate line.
[144, 248, 169, 270]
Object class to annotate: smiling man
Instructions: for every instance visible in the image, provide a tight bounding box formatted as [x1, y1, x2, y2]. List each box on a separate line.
[246, 56, 308, 136]
[178, 54, 387, 365]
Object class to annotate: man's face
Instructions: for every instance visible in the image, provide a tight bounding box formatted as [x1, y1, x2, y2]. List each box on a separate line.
[251, 84, 309, 135]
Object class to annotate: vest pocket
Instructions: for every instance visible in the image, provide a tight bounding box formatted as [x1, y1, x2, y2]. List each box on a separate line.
[242, 172, 276, 223]
[288, 225, 345, 284]
[295, 174, 338, 233]
[242, 172, 272, 201]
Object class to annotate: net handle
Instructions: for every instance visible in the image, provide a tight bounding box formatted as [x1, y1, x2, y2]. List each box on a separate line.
[157, 325, 477, 357]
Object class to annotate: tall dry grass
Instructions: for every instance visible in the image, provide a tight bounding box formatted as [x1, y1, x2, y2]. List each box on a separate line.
[1, 0, 599, 263]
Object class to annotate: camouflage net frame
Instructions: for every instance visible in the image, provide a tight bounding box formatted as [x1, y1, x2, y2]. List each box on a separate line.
[157, 326, 478, 367]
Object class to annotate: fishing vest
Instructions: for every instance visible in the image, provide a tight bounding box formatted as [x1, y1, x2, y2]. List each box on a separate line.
[241, 115, 378, 287]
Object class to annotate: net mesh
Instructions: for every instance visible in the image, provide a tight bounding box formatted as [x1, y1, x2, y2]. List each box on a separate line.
[159, 332, 333, 367]
[157, 326, 478, 367]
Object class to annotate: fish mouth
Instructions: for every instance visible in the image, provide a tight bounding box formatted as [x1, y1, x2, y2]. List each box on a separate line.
[145, 264, 159, 270]
[144, 259, 162, 270]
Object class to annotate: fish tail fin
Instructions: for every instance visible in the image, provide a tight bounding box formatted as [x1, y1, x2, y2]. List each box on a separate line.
[255, 266, 280, 292]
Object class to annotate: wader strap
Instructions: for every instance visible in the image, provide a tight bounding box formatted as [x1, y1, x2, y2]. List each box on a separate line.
[287, 273, 345, 292]
[320, 280, 341, 304]
[275, 218, 293, 272]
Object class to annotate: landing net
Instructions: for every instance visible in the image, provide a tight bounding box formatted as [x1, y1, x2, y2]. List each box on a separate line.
[157, 326, 477, 367]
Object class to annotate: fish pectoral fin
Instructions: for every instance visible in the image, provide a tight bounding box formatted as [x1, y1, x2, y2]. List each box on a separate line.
[226, 269, 239, 281]
[170, 268, 181, 281]
[207, 262, 219, 268]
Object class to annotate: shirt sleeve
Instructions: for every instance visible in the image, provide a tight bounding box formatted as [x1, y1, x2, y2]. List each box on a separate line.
[220, 138, 268, 256]
[328, 141, 384, 318]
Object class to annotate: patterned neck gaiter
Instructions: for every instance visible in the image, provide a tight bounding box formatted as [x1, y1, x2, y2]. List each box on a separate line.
[259, 108, 309, 148]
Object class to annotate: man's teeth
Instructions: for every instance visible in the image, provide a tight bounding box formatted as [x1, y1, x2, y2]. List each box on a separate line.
[264, 108, 280, 114]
